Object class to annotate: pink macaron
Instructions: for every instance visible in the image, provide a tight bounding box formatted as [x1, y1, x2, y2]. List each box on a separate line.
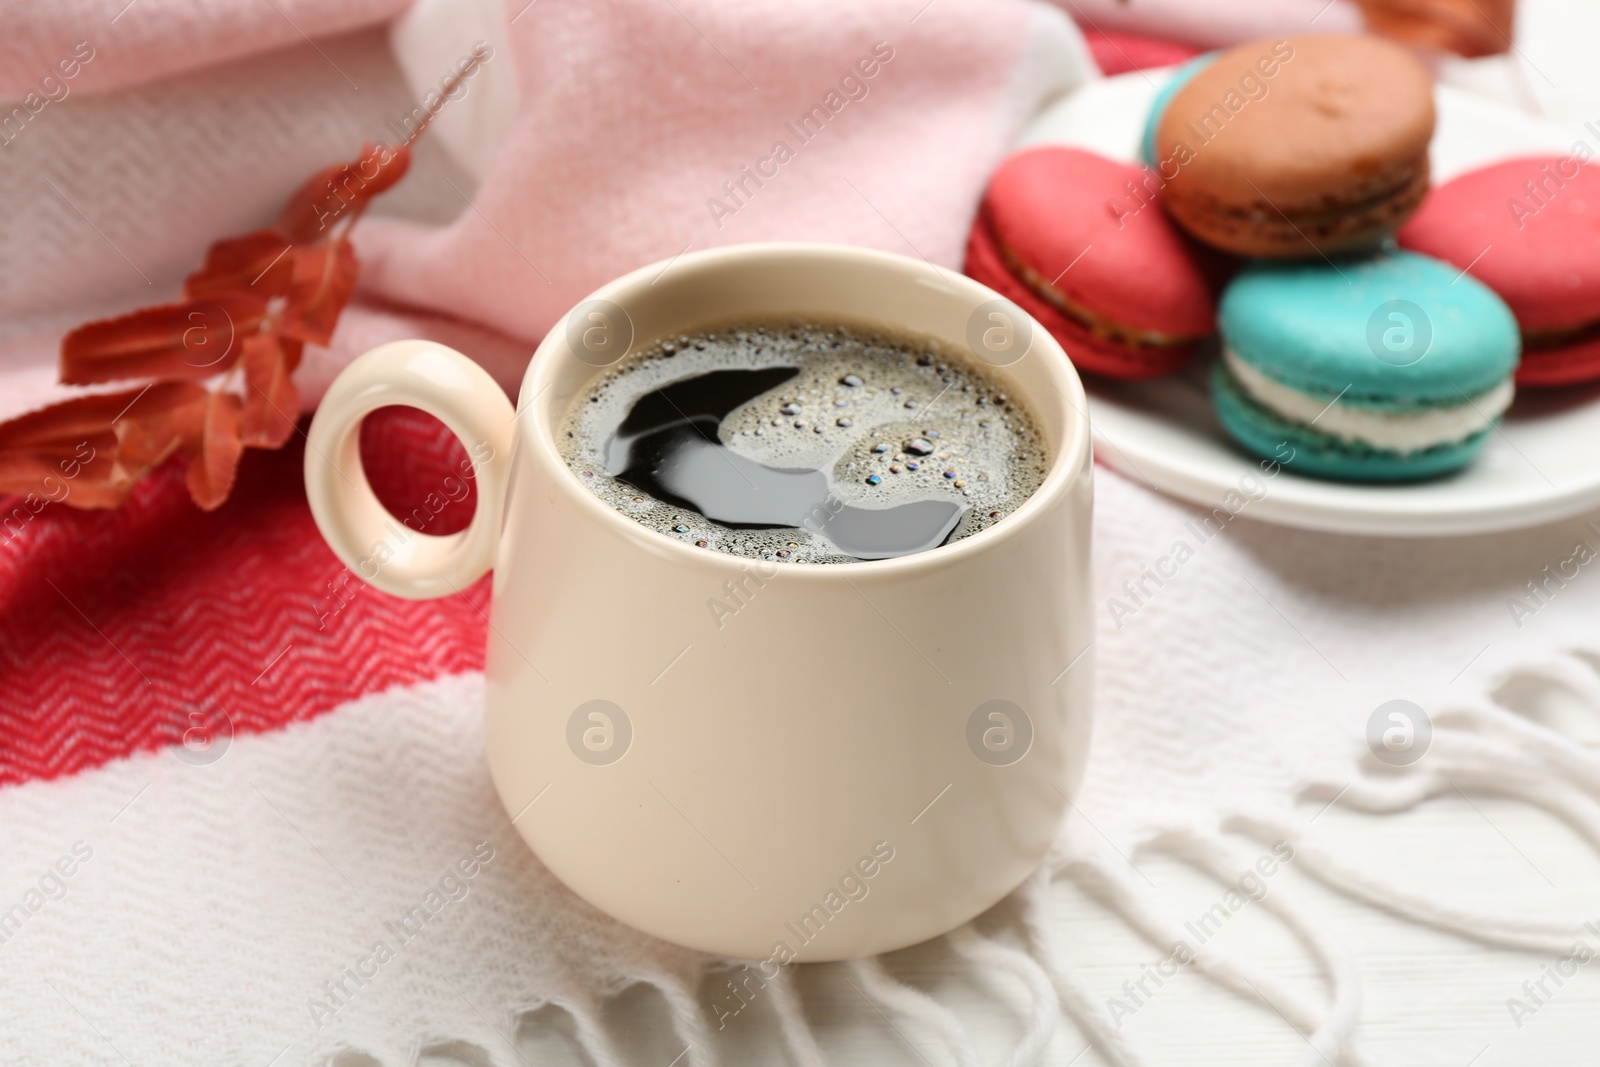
[965, 146, 1229, 379]
[1399, 155, 1600, 387]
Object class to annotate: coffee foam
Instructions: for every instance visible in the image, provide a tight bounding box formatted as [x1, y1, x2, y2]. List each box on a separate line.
[558, 319, 1049, 564]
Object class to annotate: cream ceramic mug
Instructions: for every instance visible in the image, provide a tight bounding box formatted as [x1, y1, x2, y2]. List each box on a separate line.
[304, 244, 1094, 962]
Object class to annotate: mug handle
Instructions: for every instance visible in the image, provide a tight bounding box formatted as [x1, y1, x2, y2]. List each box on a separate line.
[303, 340, 516, 600]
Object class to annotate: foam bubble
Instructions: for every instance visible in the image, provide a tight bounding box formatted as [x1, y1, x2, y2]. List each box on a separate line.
[558, 319, 1049, 564]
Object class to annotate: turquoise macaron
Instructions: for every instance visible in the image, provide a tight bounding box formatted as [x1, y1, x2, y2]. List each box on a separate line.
[1213, 250, 1521, 482]
[1140, 53, 1215, 167]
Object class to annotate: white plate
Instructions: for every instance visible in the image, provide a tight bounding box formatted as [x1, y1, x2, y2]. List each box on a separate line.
[1017, 72, 1600, 536]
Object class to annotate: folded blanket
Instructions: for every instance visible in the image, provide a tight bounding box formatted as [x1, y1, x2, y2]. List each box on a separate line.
[0, 0, 1092, 426]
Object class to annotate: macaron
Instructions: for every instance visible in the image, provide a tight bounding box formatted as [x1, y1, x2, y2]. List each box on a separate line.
[1398, 156, 1600, 387]
[964, 146, 1226, 379]
[1213, 250, 1520, 482]
[1154, 35, 1435, 258]
[1139, 53, 1215, 167]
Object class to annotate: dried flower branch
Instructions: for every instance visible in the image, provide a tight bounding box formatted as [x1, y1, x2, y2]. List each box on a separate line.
[0, 142, 410, 511]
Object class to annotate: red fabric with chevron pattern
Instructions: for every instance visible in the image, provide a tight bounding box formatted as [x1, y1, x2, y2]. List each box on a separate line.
[0, 408, 488, 786]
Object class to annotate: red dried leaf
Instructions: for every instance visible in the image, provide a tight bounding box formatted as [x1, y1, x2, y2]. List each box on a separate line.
[0, 389, 142, 451]
[279, 241, 357, 346]
[114, 381, 211, 470]
[0, 445, 129, 511]
[275, 143, 411, 243]
[0, 455, 127, 510]
[181, 390, 244, 510]
[280, 336, 304, 375]
[0, 394, 123, 509]
[240, 335, 303, 449]
[0, 383, 208, 510]
[185, 231, 295, 298]
[62, 295, 269, 386]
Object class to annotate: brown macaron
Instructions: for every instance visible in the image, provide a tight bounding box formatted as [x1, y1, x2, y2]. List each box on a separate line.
[1154, 35, 1435, 259]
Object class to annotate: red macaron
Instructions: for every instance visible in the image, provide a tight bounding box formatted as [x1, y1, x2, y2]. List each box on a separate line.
[964, 146, 1228, 379]
[1399, 155, 1600, 387]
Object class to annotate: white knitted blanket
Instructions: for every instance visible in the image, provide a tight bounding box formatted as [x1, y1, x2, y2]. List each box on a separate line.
[6, 463, 1600, 1066]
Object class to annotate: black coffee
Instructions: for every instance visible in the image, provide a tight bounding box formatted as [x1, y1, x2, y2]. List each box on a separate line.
[560, 319, 1047, 563]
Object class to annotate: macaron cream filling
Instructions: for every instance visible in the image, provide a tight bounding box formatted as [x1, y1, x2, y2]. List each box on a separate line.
[1222, 347, 1514, 453]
